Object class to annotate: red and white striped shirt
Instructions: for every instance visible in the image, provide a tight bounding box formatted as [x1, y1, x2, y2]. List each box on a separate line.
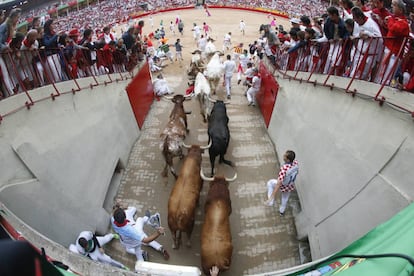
[277, 160, 299, 192]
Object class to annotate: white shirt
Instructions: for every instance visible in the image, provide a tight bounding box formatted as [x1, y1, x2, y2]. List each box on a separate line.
[239, 21, 246, 31]
[251, 75, 261, 89]
[224, 33, 231, 43]
[355, 17, 382, 54]
[223, 59, 236, 77]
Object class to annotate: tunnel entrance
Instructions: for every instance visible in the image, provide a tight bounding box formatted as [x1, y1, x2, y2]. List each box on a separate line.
[103, 159, 125, 213]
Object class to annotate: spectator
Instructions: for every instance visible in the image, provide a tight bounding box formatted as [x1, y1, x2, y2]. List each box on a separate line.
[98, 26, 115, 44]
[30, 16, 41, 30]
[0, 8, 22, 97]
[122, 26, 135, 51]
[319, 6, 349, 74]
[265, 150, 299, 217]
[350, 6, 382, 80]
[20, 29, 42, 89]
[371, 0, 392, 36]
[111, 206, 170, 262]
[42, 19, 65, 83]
[379, 0, 410, 84]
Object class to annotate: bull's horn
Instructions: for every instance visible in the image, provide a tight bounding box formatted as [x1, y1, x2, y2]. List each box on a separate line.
[225, 172, 237, 182]
[200, 169, 214, 182]
[163, 95, 174, 100]
[207, 95, 217, 103]
[182, 141, 191, 149]
[200, 140, 212, 150]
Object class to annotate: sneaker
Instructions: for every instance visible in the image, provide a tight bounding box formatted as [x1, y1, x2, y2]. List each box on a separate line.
[148, 213, 161, 228]
[227, 95, 231, 99]
[279, 212, 284, 217]
[160, 248, 170, 260]
[142, 251, 149, 261]
[113, 233, 120, 240]
[145, 210, 151, 218]
[123, 266, 130, 271]
[237, 79, 241, 85]
[251, 102, 256, 106]
[248, 102, 252, 106]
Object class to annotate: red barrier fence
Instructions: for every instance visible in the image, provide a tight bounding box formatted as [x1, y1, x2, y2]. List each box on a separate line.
[125, 62, 154, 128]
[257, 61, 279, 128]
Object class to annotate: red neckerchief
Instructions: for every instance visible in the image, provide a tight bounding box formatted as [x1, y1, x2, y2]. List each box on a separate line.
[362, 16, 368, 25]
[113, 219, 129, 227]
[23, 38, 32, 48]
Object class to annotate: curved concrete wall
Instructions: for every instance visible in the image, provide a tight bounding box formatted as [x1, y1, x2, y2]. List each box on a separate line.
[268, 75, 414, 259]
[0, 77, 140, 246]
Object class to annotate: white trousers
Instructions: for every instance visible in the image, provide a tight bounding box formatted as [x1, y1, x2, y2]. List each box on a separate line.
[45, 54, 62, 83]
[224, 75, 232, 96]
[90, 234, 125, 268]
[124, 207, 162, 261]
[0, 56, 15, 96]
[68, 233, 124, 268]
[266, 179, 291, 214]
[323, 42, 342, 74]
[247, 87, 259, 104]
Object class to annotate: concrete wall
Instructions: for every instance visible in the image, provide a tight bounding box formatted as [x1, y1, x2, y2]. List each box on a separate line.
[268, 75, 414, 259]
[0, 77, 140, 246]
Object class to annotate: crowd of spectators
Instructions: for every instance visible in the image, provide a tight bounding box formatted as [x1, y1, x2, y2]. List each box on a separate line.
[1, 0, 413, 98]
[255, 0, 414, 92]
[16, 0, 328, 34]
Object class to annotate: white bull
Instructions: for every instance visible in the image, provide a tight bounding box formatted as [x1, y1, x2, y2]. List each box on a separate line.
[204, 53, 223, 95]
[194, 72, 214, 123]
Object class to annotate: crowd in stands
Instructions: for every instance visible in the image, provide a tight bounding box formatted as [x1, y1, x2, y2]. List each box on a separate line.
[1, 0, 414, 98]
[252, 0, 414, 92]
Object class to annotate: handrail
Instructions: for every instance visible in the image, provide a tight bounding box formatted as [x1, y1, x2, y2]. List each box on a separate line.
[0, 46, 141, 121]
[273, 36, 414, 116]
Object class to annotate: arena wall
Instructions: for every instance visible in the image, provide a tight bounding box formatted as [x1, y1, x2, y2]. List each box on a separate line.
[267, 74, 414, 259]
[0, 76, 140, 246]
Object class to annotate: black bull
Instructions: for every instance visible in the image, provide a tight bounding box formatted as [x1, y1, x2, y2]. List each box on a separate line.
[207, 101, 233, 176]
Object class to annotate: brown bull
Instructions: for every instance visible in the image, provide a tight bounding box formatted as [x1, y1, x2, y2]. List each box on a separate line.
[160, 94, 192, 178]
[200, 171, 237, 275]
[168, 142, 210, 249]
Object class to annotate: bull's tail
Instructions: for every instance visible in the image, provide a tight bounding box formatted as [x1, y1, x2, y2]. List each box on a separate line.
[161, 137, 178, 178]
[220, 156, 233, 168]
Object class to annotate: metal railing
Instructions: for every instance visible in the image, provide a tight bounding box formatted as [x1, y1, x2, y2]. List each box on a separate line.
[270, 36, 414, 116]
[0, 46, 142, 122]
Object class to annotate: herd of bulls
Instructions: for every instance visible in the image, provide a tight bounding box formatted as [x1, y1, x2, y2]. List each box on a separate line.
[159, 87, 236, 274]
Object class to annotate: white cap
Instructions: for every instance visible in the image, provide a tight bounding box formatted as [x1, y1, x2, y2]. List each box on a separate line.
[290, 18, 300, 24]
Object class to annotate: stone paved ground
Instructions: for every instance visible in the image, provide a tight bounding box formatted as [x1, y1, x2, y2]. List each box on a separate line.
[106, 8, 306, 275]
